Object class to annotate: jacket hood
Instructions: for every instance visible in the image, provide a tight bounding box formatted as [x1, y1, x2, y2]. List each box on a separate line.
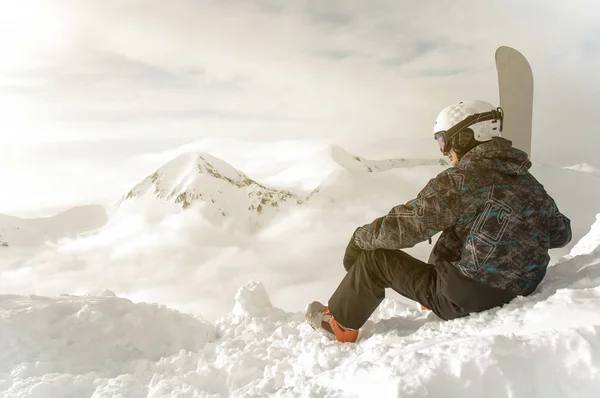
[459, 137, 531, 176]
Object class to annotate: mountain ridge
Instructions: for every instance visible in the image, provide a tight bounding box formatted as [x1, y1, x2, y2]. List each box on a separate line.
[0, 205, 108, 247]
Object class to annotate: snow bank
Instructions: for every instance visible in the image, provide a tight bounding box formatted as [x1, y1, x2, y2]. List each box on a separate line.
[570, 214, 600, 257]
[0, 292, 215, 397]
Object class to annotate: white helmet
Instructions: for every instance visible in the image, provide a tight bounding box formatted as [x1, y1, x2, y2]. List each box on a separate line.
[434, 100, 501, 142]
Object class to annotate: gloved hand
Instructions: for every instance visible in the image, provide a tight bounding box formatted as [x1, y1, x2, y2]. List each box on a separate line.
[343, 231, 362, 271]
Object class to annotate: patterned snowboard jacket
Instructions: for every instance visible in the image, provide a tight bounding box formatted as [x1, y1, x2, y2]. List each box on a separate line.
[353, 137, 572, 295]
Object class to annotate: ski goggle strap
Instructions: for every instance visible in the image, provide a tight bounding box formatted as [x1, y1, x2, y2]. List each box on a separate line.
[433, 107, 504, 154]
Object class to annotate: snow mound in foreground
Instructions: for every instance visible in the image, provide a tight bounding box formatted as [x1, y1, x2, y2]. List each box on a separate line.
[0, 291, 215, 394]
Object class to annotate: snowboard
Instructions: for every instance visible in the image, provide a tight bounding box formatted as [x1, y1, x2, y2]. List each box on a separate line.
[495, 46, 534, 158]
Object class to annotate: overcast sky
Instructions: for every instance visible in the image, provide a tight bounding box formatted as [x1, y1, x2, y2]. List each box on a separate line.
[0, 0, 599, 213]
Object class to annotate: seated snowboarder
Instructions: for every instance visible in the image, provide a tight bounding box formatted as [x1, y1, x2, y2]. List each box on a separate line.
[306, 100, 572, 343]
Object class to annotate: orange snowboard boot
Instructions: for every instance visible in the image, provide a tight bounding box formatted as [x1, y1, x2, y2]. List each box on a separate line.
[305, 301, 359, 343]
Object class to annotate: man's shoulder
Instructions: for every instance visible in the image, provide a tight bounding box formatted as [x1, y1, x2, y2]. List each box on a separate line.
[430, 167, 470, 191]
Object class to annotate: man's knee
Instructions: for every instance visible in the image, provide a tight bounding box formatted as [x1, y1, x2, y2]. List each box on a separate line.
[360, 248, 402, 266]
[353, 250, 405, 290]
[343, 250, 383, 286]
[362, 249, 423, 277]
[354, 249, 387, 270]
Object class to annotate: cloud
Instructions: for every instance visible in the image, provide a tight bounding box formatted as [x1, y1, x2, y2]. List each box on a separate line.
[313, 48, 366, 61]
[2, 49, 249, 94]
[62, 106, 317, 124]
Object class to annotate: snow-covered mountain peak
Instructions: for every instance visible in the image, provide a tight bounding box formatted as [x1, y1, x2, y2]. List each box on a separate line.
[122, 152, 304, 227]
[160, 152, 254, 188]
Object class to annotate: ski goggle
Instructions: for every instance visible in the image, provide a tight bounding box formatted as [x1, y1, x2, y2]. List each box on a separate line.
[434, 131, 448, 154]
[433, 108, 504, 154]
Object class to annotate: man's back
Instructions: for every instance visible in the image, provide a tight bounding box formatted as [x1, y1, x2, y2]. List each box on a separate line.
[431, 137, 572, 296]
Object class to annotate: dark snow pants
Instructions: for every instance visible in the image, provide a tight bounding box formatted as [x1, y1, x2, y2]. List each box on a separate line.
[328, 249, 518, 329]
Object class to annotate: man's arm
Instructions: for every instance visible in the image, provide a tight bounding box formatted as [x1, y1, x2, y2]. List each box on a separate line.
[549, 199, 572, 249]
[353, 171, 463, 251]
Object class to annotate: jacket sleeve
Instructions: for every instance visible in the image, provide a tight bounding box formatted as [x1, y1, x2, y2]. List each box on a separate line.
[549, 199, 572, 249]
[353, 170, 462, 251]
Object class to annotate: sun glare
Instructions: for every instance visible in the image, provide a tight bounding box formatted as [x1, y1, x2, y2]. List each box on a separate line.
[0, 1, 68, 68]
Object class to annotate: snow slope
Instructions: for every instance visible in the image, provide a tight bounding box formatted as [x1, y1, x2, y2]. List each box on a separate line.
[570, 214, 600, 257]
[0, 205, 108, 247]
